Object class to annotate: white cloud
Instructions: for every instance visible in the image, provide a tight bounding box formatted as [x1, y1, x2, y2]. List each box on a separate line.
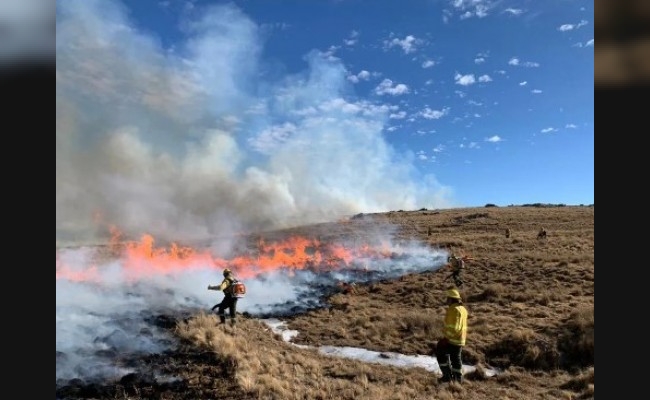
[478, 74, 492, 83]
[432, 144, 445, 153]
[317, 98, 399, 117]
[531, 89, 542, 94]
[541, 127, 557, 133]
[474, 51, 489, 64]
[347, 69, 371, 83]
[508, 57, 539, 67]
[420, 107, 450, 120]
[389, 111, 407, 119]
[503, 8, 523, 16]
[565, 123, 577, 129]
[585, 39, 594, 47]
[421, 60, 436, 68]
[358, 70, 371, 79]
[485, 135, 502, 142]
[448, 0, 493, 19]
[557, 20, 588, 32]
[343, 30, 359, 46]
[321, 45, 341, 61]
[383, 34, 419, 54]
[374, 79, 410, 95]
[454, 73, 475, 86]
[519, 81, 527, 86]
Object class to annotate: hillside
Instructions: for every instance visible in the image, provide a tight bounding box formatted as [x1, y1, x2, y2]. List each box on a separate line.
[56, 205, 594, 400]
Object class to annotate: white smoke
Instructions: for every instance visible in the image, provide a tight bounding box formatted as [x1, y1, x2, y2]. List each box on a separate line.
[56, 237, 449, 383]
[55, 0, 453, 246]
[56, 0, 455, 385]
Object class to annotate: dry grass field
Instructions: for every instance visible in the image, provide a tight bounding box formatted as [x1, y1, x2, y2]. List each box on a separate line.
[56, 205, 594, 400]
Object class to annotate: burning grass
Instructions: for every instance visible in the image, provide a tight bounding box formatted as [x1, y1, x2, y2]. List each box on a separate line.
[56, 205, 594, 400]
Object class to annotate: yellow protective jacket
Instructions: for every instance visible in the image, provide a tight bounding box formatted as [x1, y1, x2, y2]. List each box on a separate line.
[443, 303, 468, 346]
[217, 277, 234, 294]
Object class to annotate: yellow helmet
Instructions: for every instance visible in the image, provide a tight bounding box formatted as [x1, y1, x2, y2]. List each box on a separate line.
[446, 288, 461, 300]
[223, 268, 232, 276]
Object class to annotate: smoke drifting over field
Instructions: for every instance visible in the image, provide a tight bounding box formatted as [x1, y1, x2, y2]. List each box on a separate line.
[56, 0, 454, 385]
[56, 0, 453, 246]
[56, 236, 448, 383]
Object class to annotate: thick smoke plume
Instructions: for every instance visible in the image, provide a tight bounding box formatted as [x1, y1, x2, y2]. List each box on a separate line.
[56, 233, 448, 383]
[56, 0, 452, 246]
[56, 0, 454, 385]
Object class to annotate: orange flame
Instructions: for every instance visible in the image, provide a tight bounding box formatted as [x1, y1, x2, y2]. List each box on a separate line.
[56, 253, 100, 282]
[56, 229, 398, 283]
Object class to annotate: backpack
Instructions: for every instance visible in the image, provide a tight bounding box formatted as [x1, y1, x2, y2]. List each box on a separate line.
[228, 278, 246, 298]
[449, 256, 464, 270]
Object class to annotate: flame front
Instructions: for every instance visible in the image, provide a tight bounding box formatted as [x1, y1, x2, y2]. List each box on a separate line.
[56, 230, 395, 283]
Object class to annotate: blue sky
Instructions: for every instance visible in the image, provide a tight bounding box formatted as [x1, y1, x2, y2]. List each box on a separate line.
[56, 0, 593, 241]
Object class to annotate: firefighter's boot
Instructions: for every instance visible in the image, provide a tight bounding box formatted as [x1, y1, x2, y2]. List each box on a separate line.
[452, 369, 463, 383]
[439, 365, 452, 383]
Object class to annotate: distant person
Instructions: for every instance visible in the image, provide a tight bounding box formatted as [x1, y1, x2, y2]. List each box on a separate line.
[208, 268, 239, 328]
[443, 254, 465, 287]
[437, 288, 468, 383]
[505, 228, 511, 238]
[428, 226, 433, 237]
[537, 227, 547, 239]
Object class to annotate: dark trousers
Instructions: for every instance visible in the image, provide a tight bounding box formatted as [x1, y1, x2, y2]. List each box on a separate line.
[438, 342, 463, 381]
[217, 295, 238, 324]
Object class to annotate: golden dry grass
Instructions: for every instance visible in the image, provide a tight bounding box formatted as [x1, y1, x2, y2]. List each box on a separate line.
[173, 205, 594, 400]
[56, 205, 594, 399]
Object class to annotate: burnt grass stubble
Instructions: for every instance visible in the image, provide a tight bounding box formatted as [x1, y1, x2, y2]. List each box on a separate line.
[56, 205, 595, 399]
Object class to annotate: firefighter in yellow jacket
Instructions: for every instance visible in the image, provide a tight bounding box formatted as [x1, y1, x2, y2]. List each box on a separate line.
[437, 288, 468, 383]
[208, 268, 239, 327]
